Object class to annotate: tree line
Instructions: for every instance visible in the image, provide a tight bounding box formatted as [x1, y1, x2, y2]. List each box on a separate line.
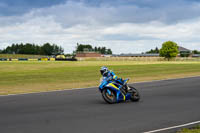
[0, 43, 64, 55]
[76, 43, 112, 54]
[193, 50, 200, 54]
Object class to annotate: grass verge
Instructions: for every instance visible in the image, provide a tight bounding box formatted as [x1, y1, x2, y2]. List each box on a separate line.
[177, 125, 200, 133]
[0, 61, 200, 95]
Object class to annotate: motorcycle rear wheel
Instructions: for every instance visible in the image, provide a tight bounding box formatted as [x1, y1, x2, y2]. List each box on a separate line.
[102, 89, 116, 104]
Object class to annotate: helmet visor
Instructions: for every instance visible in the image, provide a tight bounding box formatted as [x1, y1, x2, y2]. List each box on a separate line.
[100, 70, 104, 75]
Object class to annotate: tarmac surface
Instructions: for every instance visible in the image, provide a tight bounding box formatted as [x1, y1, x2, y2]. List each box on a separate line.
[0, 76, 200, 133]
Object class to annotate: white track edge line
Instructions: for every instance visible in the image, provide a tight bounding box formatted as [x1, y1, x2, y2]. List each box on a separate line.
[0, 75, 200, 97]
[143, 120, 200, 133]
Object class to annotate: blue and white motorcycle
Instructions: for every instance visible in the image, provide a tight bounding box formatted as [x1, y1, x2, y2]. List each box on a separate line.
[99, 77, 140, 104]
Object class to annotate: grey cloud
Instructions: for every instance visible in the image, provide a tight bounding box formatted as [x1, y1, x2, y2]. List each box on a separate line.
[26, 0, 200, 28]
[2, 0, 200, 28]
[0, 0, 67, 16]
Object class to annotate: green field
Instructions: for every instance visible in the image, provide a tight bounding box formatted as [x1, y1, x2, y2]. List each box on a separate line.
[0, 61, 200, 95]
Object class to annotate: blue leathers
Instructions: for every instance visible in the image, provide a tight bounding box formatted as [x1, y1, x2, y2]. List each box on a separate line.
[103, 70, 124, 85]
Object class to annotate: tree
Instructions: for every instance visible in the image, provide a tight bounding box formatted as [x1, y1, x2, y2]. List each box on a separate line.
[94, 47, 97, 52]
[107, 49, 112, 54]
[75, 43, 113, 54]
[41, 43, 54, 55]
[159, 41, 179, 60]
[76, 43, 93, 52]
[100, 47, 106, 54]
[146, 47, 160, 54]
[192, 50, 200, 54]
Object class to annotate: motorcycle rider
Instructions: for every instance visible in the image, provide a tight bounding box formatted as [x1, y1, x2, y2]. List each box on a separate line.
[100, 66, 125, 88]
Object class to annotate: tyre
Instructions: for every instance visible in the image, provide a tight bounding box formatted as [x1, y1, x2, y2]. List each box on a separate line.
[129, 86, 140, 102]
[102, 89, 116, 104]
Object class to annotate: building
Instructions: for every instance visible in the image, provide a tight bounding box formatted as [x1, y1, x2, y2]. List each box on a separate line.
[178, 46, 191, 53]
[178, 46, 191, 57]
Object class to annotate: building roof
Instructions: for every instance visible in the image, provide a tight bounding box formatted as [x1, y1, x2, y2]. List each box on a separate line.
[178, 46, 191, 52]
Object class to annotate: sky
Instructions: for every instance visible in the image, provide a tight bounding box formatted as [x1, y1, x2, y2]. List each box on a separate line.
[0, 0, 200, 54]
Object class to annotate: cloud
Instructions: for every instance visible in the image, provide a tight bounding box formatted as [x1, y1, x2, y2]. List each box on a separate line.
[1, 0, 200, 53]
[0, 0, 67, 16]
[3, 0, 200, 26]
[23, 0, 200, 27]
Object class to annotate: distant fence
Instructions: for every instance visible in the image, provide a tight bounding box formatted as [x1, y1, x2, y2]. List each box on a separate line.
[18, 58, 28, 61]
[55, 58, 77, 61]
[77, 57, 200, 61]
[0, 58, 77, 61]
[0, 58, 8, 61]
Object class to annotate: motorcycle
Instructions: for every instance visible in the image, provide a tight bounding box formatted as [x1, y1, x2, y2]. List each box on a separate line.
[99, 77, 140, 104]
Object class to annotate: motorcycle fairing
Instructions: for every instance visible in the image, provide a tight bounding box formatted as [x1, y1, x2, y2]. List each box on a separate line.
[105, 82, 126, 102]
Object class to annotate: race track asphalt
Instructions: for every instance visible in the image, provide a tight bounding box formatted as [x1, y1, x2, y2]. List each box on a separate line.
[0, 76, 200, 133]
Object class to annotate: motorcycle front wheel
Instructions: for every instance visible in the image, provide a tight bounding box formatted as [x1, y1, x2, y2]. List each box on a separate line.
[102, 89, 116, 104]
[129, 86, 140, 102]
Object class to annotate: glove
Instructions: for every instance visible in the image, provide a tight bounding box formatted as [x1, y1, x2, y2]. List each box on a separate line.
[106, 76, 113, 81]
